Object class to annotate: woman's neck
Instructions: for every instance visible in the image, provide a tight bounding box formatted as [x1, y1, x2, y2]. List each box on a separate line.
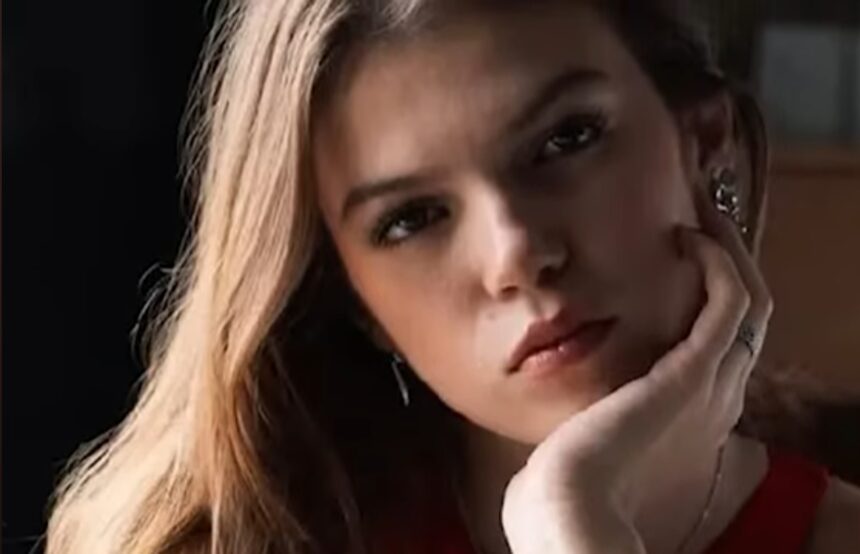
[459, 428, 769, 554]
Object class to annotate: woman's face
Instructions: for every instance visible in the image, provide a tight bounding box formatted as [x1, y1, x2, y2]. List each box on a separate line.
[313, 2, 714, 444]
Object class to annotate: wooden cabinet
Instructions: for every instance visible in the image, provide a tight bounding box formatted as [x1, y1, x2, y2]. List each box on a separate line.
[758, 146, 860, 400]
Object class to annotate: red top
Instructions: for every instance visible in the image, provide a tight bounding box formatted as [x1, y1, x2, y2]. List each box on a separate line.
[703, 447, 829, 554]
[375, 447, 830, 554]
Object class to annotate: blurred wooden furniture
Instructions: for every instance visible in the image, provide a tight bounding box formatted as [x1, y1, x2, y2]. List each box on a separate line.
[759, 145, 860, 400]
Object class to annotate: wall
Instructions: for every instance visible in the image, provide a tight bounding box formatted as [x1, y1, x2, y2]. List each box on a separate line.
[759, 147, 860, 400]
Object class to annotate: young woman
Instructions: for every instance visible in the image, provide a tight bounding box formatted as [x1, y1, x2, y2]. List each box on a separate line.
[47, 1, 860, 553]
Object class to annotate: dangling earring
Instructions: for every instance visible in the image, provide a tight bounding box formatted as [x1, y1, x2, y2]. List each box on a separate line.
[390, 353, 411, 407]
[710, 167, 748, 235]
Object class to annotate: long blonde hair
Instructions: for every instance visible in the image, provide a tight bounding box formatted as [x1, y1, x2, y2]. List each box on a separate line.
[49, 1, 354, 552]
[46, 1, 780, 553]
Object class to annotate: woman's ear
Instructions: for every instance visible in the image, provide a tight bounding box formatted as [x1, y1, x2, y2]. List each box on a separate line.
[678, 91, 736, 189]
[678, 91, 768, 255]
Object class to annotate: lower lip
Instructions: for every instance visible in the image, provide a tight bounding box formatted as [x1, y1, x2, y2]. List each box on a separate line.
[516, 318, 617, 378]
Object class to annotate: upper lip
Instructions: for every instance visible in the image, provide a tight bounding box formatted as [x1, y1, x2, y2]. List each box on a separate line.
[506, 308, 606, 373]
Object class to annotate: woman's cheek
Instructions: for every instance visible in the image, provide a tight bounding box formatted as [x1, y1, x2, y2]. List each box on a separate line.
[612, 233, 700, 367]
[657, 253, 703, 347]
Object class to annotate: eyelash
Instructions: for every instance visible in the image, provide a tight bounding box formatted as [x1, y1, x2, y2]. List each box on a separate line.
[532, 111, 608, 164]
[370, 198, 449, 248]
[369, 111, 608, 248]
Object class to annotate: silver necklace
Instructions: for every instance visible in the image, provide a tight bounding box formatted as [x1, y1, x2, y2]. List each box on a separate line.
[674, 444, 727, 554]
[455, 443, 728, 554]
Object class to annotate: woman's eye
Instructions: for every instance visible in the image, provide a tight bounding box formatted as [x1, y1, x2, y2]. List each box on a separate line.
[371, 202, 449, 247]
[534, 114, 607, 163]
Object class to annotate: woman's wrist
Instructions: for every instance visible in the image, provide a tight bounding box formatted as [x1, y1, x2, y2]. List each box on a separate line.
[551, 501, 645, 554]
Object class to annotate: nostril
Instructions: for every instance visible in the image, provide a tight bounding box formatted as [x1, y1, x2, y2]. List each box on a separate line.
[535, 242, 570, 286]
[483, 225, 570, 297]
[537, 259, 565, 287]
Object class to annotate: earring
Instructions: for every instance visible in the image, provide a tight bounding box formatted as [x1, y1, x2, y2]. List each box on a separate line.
[710, 167, 748, 235]
[390, 353, 411, 407]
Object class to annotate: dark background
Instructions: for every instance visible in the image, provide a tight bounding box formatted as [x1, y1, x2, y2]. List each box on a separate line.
[4, 2, 211, 552]
[3, 2, 859, 553]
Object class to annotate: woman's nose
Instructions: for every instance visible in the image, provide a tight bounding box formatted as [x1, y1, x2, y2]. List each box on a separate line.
[480, 201, 570, 300]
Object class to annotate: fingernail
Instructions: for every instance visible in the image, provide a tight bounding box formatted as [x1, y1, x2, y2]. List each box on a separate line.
[693, 185, 720, 226]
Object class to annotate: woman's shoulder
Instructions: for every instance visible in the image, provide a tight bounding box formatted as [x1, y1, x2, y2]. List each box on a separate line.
[807, 476, 860, 554]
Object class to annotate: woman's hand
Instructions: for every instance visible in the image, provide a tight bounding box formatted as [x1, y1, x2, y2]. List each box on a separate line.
[500, 187, 774, 554]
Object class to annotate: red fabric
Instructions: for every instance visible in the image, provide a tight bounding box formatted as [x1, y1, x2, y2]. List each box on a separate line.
[385, 447, 829, 554]
[371, 488, 476, 554]
[703, 447, 829, 554]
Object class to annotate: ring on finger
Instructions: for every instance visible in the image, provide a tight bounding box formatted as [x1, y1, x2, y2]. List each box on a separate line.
[735, 321, 758, 358]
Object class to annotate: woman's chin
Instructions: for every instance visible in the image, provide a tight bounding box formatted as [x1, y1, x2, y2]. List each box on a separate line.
[513, 354, 661, 443]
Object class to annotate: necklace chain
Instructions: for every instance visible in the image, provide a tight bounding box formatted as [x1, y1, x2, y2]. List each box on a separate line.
[674, 443, 727, 554]
[454, 443, 728, 554]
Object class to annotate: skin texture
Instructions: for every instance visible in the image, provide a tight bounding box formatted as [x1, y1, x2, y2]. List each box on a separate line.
[312, 2, 860, 552]
[314, 3, 706, 445]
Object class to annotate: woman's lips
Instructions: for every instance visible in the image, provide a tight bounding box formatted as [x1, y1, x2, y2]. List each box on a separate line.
[514, 318, 617, 378]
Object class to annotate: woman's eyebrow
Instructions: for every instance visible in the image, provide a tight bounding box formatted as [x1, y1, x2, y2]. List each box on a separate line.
[339, 69, 607, 223]
[505, 67, 609, 136]
[340, 173, 435, 223]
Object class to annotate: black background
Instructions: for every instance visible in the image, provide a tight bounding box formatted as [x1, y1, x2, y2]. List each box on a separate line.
[4, 2, 209, 551]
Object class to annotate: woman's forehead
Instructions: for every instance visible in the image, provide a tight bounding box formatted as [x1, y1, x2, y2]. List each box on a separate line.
[312, 2, 639, 222]
[316, 2, 627, 131]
